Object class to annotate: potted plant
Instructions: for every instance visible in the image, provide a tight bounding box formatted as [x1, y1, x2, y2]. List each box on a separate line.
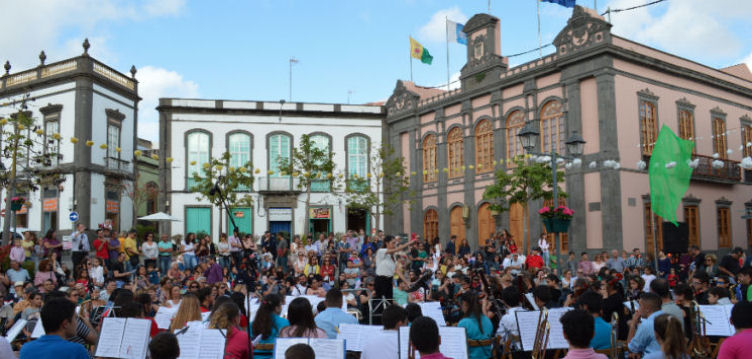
[10, 196, 25, 211]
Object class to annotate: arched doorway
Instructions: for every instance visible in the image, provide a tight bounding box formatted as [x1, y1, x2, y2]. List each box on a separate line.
[478, 203, 496, 246]
[450, 206, 465, 245]
[509, 203, 524, 250]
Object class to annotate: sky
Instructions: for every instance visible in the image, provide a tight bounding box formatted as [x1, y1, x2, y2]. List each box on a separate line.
[2, 0, 751, 145]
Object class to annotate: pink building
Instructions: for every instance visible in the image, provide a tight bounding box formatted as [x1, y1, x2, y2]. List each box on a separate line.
[383, 6, 752, 256]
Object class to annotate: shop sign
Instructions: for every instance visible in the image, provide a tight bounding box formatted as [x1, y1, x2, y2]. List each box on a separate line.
[309, 207, 330, 219]
[268, 208, 292, 221]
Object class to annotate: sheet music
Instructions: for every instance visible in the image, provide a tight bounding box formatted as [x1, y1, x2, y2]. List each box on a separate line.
[524, 293, 539, 310]
[514, 310, 540, 351]
[154, 306, 178, 329]
[698, 304, 734, 337]
[336, 324, 383, 351]
[31, 318, 45, 338]
[398, 326, 468, 359]
[545, 307, 573, 349]
[3, 319, 27, 341]
[418, 302, 446, 326]
[197, 329, 226, 359]
[95, 317, 126, 358]
[274, 338, 309, 359]
[309, 338, 345, 359]
[176, 325, 201, 359]
[119, 318, 151, 359]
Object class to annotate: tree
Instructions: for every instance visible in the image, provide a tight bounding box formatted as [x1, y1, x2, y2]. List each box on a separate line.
[122, 169, 159, 227]
[278, 134, 341, 240]
[1, 97, 63, 245]
[190, 151, 255, 234]
[482, 156, 564, 253]
[345, 143, 412, 233]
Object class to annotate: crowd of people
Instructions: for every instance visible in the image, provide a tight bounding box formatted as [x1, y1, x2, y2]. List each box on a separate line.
[0, 224, 750, 359]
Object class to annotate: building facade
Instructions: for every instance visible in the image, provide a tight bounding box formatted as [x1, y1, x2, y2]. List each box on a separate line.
[0, 41, 138, 236]
[383, 7, 752, 255]
[157, 99, 383, 240]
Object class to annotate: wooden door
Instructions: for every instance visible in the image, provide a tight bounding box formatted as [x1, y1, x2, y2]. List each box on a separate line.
[509, 203, 524, 250]
[478, 203, 495, 245]
[450, 206, 466, 245]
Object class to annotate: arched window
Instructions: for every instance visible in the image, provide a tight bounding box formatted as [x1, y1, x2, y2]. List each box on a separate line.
[678, 109, 694, 152]
[447, 127, 464, 178]
[423, 134, 437, 183]
[712, 117, 727, 159]
[639, 101, 658, 156]
[186, 131, 210, 189]
[424, 209, 438, 244]
[347, 135, 369, 179]
[475, 119, 493, 173]
[269, 133, 291, 177]
[311, 134, 332, 192]
[228, 132, 251, 191]
[540, 100, 565, 154]
[506, 110, 525, 162]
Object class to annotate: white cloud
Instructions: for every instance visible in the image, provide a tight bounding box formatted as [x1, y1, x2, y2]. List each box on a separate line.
[0, 0, 184, 69]
[606, 0, 752, 62]
[417, 7, 469, 43]
[136, 66, 199, 145]
[743, 52, 752, 70]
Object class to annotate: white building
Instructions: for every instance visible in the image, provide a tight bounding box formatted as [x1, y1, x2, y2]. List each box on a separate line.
[158, 99, 384, 239]
[0, 41, 138, 236]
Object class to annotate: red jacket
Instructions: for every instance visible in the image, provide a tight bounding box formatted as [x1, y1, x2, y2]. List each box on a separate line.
[526, 255, 544, 270]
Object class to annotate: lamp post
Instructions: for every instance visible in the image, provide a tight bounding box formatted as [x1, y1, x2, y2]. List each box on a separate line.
[517, 121, 585, 274]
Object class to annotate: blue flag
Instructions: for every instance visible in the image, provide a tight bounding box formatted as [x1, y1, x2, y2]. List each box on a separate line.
[447, 19, 467, 45]
[541, 0, 576, 8]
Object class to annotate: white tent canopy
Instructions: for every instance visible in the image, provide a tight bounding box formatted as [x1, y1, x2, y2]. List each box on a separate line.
[137, 212, 181, 222]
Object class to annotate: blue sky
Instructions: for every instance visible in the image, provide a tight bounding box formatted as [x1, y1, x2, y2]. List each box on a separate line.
[2, 0, 751, 144]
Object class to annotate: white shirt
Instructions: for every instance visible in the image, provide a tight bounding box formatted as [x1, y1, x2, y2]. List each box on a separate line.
[642, 274, 656, 292]
[89, 265, 104, 284]
[375, 248, 396, 277]
[537, 238, 549, 253]
[498, 306, 524, 349]
[183, 241, 195, 255]
[503, 255, 525, 274]
[142, 242, 159, 259]
[361, 329, 399, 359]
[0, 336, 13, 359]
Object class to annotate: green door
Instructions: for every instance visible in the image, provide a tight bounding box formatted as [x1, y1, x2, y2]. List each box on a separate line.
[228, 207, 252, 235]
[185, 207, 211, 236]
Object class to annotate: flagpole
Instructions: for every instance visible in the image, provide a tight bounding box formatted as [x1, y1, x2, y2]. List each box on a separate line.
[537, 0, 542, 58]
[594, 0, 597, 11]
[410, 37, 414, 83]
[446, 17, 450, 91]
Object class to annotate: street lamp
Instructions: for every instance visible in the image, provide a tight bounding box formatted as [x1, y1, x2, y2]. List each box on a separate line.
[517, 121, 586, 274]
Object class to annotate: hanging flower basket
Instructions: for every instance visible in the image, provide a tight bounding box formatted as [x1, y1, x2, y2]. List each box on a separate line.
[553, 218, 571, 233]
[540, 205, 574, 233]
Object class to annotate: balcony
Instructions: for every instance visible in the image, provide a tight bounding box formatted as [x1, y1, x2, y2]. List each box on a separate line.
[256, 176, 301, 193]
[105, 157, 133, 177]
[691, 154, 741, 184]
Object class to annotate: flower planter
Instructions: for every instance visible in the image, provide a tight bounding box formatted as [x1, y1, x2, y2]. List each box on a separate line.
[543, 218, 555, 233]
[553, 218, 571, 233]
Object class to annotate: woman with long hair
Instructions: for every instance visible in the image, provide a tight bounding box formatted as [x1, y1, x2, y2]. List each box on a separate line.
[42, 229, 62, 259]
[182, 233, 198, 270]
[34, 259, 57, 290]
[209, 302, 250, 359]
[647, 314, 689, 359]
[251, 294, 289, 358]
[169, 293, 202, 332]
[457, 292, 493, 359]
[278, 297, 327, 338]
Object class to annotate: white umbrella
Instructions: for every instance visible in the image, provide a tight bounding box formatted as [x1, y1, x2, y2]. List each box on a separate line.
[137, 212, 181, 222]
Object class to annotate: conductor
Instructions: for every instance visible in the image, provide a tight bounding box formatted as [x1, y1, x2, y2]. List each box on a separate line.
[375, 235, 416, 300]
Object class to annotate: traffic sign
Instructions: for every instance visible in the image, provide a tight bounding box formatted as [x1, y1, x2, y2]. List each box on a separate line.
[69, 212, 79, 222]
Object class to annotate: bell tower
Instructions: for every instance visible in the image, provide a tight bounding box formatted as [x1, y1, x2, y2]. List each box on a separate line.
[459, 13, 507, 91]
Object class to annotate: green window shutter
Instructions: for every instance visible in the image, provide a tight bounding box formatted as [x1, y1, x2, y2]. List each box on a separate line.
[186, 207, 211, 235]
